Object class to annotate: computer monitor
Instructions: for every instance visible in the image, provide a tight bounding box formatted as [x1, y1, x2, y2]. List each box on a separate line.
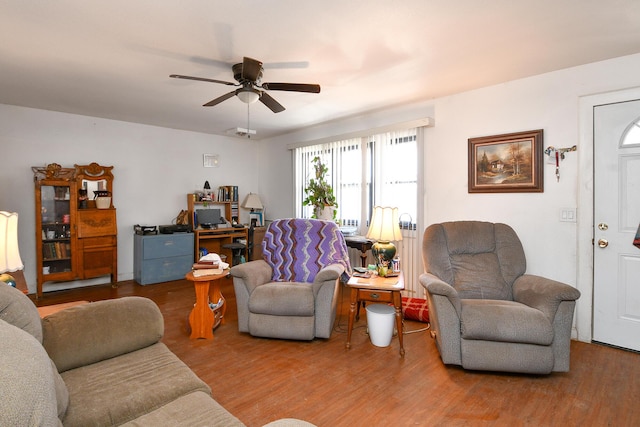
[196, 208, 223, 228]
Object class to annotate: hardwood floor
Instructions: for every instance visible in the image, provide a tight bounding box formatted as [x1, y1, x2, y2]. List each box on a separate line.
[33, 279, 640, 427]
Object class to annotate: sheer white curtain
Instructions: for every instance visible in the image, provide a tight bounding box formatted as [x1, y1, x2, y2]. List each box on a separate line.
[368, 128, 418, 223]
[293, 127, 425, 296]
[294, 138, 361, 221]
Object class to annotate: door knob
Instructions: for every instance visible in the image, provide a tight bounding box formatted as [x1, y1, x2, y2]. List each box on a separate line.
[598, 238, 609, 248]
[598, 223, 609, 231]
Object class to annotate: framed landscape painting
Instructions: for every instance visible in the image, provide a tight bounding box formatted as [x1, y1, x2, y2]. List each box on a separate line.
[468, 129, 544, 193]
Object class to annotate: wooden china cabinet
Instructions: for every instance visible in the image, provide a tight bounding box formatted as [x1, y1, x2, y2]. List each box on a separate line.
[33, 163, 117, 298]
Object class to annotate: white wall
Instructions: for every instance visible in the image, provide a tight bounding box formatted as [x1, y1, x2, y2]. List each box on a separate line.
[1, 106, 261, 293]
[258, 52, 640, 341]
[5, 52, 640, 337]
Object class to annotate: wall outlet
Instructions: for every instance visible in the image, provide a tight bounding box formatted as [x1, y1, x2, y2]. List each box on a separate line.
[560, 208, 577, 222]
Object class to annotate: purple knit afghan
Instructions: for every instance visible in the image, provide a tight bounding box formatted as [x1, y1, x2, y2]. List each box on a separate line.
[262, 218, 352, 283]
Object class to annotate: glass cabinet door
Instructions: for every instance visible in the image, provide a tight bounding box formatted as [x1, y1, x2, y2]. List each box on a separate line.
[40, 184, 73, 275]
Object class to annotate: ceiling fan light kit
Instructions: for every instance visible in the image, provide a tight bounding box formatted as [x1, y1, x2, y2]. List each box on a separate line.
[236, 88, 260, 104]
[170, 56, 320, 113]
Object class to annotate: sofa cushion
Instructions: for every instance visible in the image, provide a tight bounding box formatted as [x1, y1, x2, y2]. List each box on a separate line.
[460, 299, 554, 345]
[0, 319, 60, 427]
[49, 359, 69, 419]
[120, 391, 245, 427]
[42, 296, 163, 372]
[60, 342, 211, 427]
[451, 253, 512, 300]
[249, 283, 315, 316]
[0, 282, 43, 342]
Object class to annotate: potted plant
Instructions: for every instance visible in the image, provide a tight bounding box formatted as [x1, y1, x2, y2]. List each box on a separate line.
[303, 156, 337, 220]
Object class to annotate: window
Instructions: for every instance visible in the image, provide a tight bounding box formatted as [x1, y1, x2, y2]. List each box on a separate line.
[294, 129, 417, 229]
[294, 127, 425, 297]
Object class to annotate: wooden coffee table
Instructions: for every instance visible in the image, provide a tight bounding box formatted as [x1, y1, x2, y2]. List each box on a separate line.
[185, 270, 227, 339]
[346, 272, 405, 356]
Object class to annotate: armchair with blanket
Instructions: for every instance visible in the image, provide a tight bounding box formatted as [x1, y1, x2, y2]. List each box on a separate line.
[230, 218, 352, 340]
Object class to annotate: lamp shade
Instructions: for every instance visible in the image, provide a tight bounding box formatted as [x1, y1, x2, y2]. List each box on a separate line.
[242, 193, 263, 211]
[0, 211, 24, 273]
[366, 206, 402, 242]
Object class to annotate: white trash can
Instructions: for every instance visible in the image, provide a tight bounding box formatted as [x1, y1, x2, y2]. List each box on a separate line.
[366, 304, 396, 347]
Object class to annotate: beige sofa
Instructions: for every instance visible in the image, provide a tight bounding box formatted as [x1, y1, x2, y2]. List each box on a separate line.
[0, 284, 314, 427]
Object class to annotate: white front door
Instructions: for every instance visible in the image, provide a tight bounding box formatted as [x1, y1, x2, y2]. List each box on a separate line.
[593, 99, 640, 351]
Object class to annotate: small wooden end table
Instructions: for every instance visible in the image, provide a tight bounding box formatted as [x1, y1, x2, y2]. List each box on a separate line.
[185, 270, 227, 339]
[346, 272, 405, 356]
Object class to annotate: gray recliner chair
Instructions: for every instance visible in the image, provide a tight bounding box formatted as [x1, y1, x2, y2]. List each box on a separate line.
[230, 218, 351, 341]
[419, 221, 581, 374]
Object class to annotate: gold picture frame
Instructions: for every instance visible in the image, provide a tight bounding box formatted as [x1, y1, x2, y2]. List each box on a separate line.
[468, 129, 544, 193]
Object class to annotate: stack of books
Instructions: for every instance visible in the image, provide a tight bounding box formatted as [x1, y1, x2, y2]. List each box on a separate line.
[192, 260, 224, 277]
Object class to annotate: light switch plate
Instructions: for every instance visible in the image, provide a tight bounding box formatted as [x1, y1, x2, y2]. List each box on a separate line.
[560, 208, 577, 222]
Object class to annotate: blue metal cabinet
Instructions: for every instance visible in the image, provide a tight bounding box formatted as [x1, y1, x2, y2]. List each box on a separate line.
[134, 233, 194, 285]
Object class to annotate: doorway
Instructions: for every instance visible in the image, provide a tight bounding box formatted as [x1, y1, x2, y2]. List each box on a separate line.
[592, 99, 640, 351]
[577, 88, 640, 349]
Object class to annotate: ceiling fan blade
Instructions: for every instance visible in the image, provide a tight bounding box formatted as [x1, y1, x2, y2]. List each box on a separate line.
[170, 74, 237, 86]
[259, 91, 285, 113]
[261, 82, 321, 93]
[263, 61, 309, 69]
[242, 57, 263, 82]
[203, 90, 237, 107]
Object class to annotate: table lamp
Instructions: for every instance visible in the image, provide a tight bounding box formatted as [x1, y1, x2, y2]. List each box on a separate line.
[242, 193, 263, 212]
[366, 206, 402, 277]
[242, 193, 264, 227]
[0, 211, 24, 289]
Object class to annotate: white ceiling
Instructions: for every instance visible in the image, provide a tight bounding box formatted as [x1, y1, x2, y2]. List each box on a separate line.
[2, 1, 640, 140]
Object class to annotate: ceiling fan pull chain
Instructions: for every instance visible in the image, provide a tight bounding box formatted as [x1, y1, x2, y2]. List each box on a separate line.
[247, 104, 251, 139]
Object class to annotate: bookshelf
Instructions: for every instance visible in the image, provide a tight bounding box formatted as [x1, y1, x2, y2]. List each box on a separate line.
[186, 193, 248, 265]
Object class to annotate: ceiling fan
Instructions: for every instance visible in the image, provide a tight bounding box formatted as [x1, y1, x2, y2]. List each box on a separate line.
[170, 56, 320, 113]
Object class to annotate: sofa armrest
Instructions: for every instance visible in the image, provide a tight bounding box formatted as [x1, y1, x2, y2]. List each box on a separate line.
[42, 296, 163, 373]
[419, 272, 461, 315]
[512, 274, 581, 320]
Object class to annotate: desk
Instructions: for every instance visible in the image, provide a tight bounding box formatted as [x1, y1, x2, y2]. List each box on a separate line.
[346, 272, 405, 356]
[194, 227, 248, 265]
[344, 235, 373, 268]
[185, 271, 227, 339]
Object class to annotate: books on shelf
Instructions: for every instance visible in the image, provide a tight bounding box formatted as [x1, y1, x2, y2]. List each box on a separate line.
[42, 241, 71, 260]
[217, 185, 238, 202]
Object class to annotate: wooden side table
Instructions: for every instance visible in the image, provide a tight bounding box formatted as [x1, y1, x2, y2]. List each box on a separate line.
[346, 272, 405, 356]
[185, 271, 227, 339]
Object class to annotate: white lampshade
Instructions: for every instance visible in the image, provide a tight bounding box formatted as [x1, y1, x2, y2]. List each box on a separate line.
[366, 206, 402, 242]
[0, 211, 24, 273]
[242, 193, 263, 211]
[237, 89, 260, 104]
